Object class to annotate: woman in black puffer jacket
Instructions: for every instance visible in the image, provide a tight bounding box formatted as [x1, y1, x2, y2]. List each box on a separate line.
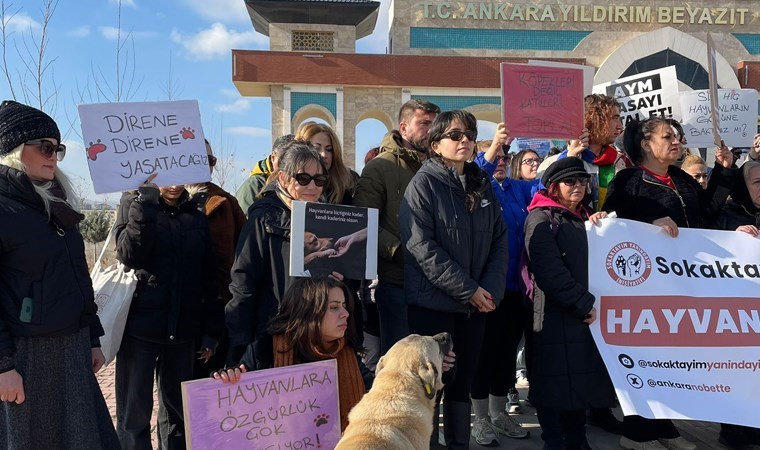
[524, 157, 614, 450]
[400, 110, 508, 449]
[0, 100, 119, 449]
[115, 179, 222, 450]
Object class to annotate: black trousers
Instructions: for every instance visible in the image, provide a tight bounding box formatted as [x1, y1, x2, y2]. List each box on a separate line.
[116, 334, 195, 450]
[471, 290, 533, 399]
[623, 415, 679, 442]
[408, 304, 486, 402]
[537, 408, 589, 450]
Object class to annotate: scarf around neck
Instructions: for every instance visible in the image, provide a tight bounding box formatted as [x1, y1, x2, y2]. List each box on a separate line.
[273, 334, 364, 432]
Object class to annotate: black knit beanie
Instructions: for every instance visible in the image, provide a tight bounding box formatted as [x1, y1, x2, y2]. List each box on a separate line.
[540, 156, 590, 186]
[0, 100, 61, 156]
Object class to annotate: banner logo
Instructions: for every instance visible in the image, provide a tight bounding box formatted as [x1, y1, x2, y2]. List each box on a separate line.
[606, 242, 652, 286]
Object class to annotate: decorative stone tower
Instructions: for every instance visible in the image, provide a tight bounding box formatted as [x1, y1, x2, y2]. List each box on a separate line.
[241, 0, 382, 168]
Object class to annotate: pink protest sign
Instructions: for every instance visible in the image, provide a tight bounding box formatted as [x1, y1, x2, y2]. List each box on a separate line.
[181, 359, 340, 450]
[501, 63, 584, 139]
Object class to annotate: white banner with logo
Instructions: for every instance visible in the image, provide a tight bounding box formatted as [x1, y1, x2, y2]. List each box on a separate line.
[587, 218, 760, 427]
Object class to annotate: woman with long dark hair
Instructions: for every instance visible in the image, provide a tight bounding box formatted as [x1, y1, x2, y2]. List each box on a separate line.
[217, 277, 371, 431]
[400, 110, 508, 449]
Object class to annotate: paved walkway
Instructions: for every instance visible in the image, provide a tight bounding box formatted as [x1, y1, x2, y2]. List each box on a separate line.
[96, 366, 729, 449]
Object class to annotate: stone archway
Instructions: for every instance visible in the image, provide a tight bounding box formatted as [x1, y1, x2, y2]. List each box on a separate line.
[467, 104, 502, 124]
[292, 104, 336, 132]
[595, 27, 740, 90]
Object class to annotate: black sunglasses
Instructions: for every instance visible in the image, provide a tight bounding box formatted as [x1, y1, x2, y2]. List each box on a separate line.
[207, 155, 217, 167]
[293, 172, 328, 187]
[26, 139, 66, 161]
[442, 130, 477, 142]
[561, 177, 590, 187]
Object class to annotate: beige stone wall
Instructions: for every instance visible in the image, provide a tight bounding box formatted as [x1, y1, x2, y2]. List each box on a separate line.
[390, 0, 760, 65]
[270, 85, 286, 145]
[270, 23, 357, 53]
[342, 87, 402, 170]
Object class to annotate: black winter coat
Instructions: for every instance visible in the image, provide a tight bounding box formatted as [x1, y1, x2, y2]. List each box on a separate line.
[0, 165, 104, 362]
[115, 190, 221, 343]
[716, 168, 760, 231]
[524, 195, 615, 411]
[399, 158, 508, 313]
[226, 186, 294, 355]
[603, 165, 735, 228]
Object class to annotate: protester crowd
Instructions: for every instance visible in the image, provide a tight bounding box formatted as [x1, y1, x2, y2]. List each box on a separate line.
[1, 96, 759, 450]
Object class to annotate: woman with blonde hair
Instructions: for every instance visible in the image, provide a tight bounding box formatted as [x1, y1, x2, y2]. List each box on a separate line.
[295, 122, 358, 204]
[0, 100, 119, 448]
[680, 154, 709, 189]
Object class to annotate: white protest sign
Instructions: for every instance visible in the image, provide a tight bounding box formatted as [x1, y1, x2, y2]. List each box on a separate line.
[587, 218, 760, 428]
[78, 100, 211, 194]
[680, 89, 758, 148]
[593, 66, 681, 126]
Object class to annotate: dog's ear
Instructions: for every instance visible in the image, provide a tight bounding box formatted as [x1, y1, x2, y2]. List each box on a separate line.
[418, 361, 438, 400]
[375, 355, 386, 375]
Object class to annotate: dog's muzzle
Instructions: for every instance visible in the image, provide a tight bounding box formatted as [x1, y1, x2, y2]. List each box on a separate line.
[432, 332, 453, 356]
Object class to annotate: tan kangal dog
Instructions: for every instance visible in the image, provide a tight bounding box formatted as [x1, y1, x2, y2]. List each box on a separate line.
[335, 332, 453, 450]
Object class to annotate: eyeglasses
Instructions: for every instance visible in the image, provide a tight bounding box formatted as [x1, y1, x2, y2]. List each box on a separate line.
[496, 155, 511, 162]
[207, 155, 217, 167]
[561, 177, 590, 187]
[25, 139, 66, 161]
[293, 172, 328, 187]
[521, 158, 542, 166]
[442, 130, 477, 142]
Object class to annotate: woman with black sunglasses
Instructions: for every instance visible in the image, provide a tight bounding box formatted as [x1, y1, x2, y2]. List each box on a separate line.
[524, 157, 613, 449]
[0, 100, 119, 448]
[226, 140, 334, 367]
[400, 110, 508, 449]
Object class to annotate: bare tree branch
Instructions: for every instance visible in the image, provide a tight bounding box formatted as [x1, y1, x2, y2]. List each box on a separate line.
[0, 0, 20, 99]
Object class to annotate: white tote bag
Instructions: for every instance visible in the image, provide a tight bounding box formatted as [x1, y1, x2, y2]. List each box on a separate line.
[91, 227, 137, 365]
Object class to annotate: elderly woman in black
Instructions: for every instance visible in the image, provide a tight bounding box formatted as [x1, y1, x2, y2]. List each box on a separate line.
[0, 100, 119, 448]
[400, 110, 508, 449]
[604, 117, 735, 450]
[524, 157, 614, 449]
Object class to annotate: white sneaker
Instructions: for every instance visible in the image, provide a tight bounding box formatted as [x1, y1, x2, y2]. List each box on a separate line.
[658, 436, 697, 450]
[620, 436, 667, 449]
[491, 411, 530, 439]
[471, 416, 500, 446]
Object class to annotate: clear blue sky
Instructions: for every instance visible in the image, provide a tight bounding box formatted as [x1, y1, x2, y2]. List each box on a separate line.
[1, 0, 496, 202]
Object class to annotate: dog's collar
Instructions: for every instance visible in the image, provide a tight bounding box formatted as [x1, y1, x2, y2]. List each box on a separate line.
[421, 379, 435, 399]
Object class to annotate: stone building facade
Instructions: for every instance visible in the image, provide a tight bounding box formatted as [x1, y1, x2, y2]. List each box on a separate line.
[234, 0, 760, 168]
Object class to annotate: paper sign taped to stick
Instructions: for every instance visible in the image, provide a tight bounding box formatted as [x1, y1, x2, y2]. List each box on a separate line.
[679, 89, 758, 148]
[290, 201, 378, 280]
[588, 218, 760, 428]
[78, 100, 211, 194]
[501, 63, 584, 139]
[593, 66, 681, 125]
[181, 359, 341, 450]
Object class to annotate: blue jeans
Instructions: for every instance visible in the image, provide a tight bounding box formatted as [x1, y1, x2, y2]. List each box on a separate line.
[375, 282, 409, 355]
